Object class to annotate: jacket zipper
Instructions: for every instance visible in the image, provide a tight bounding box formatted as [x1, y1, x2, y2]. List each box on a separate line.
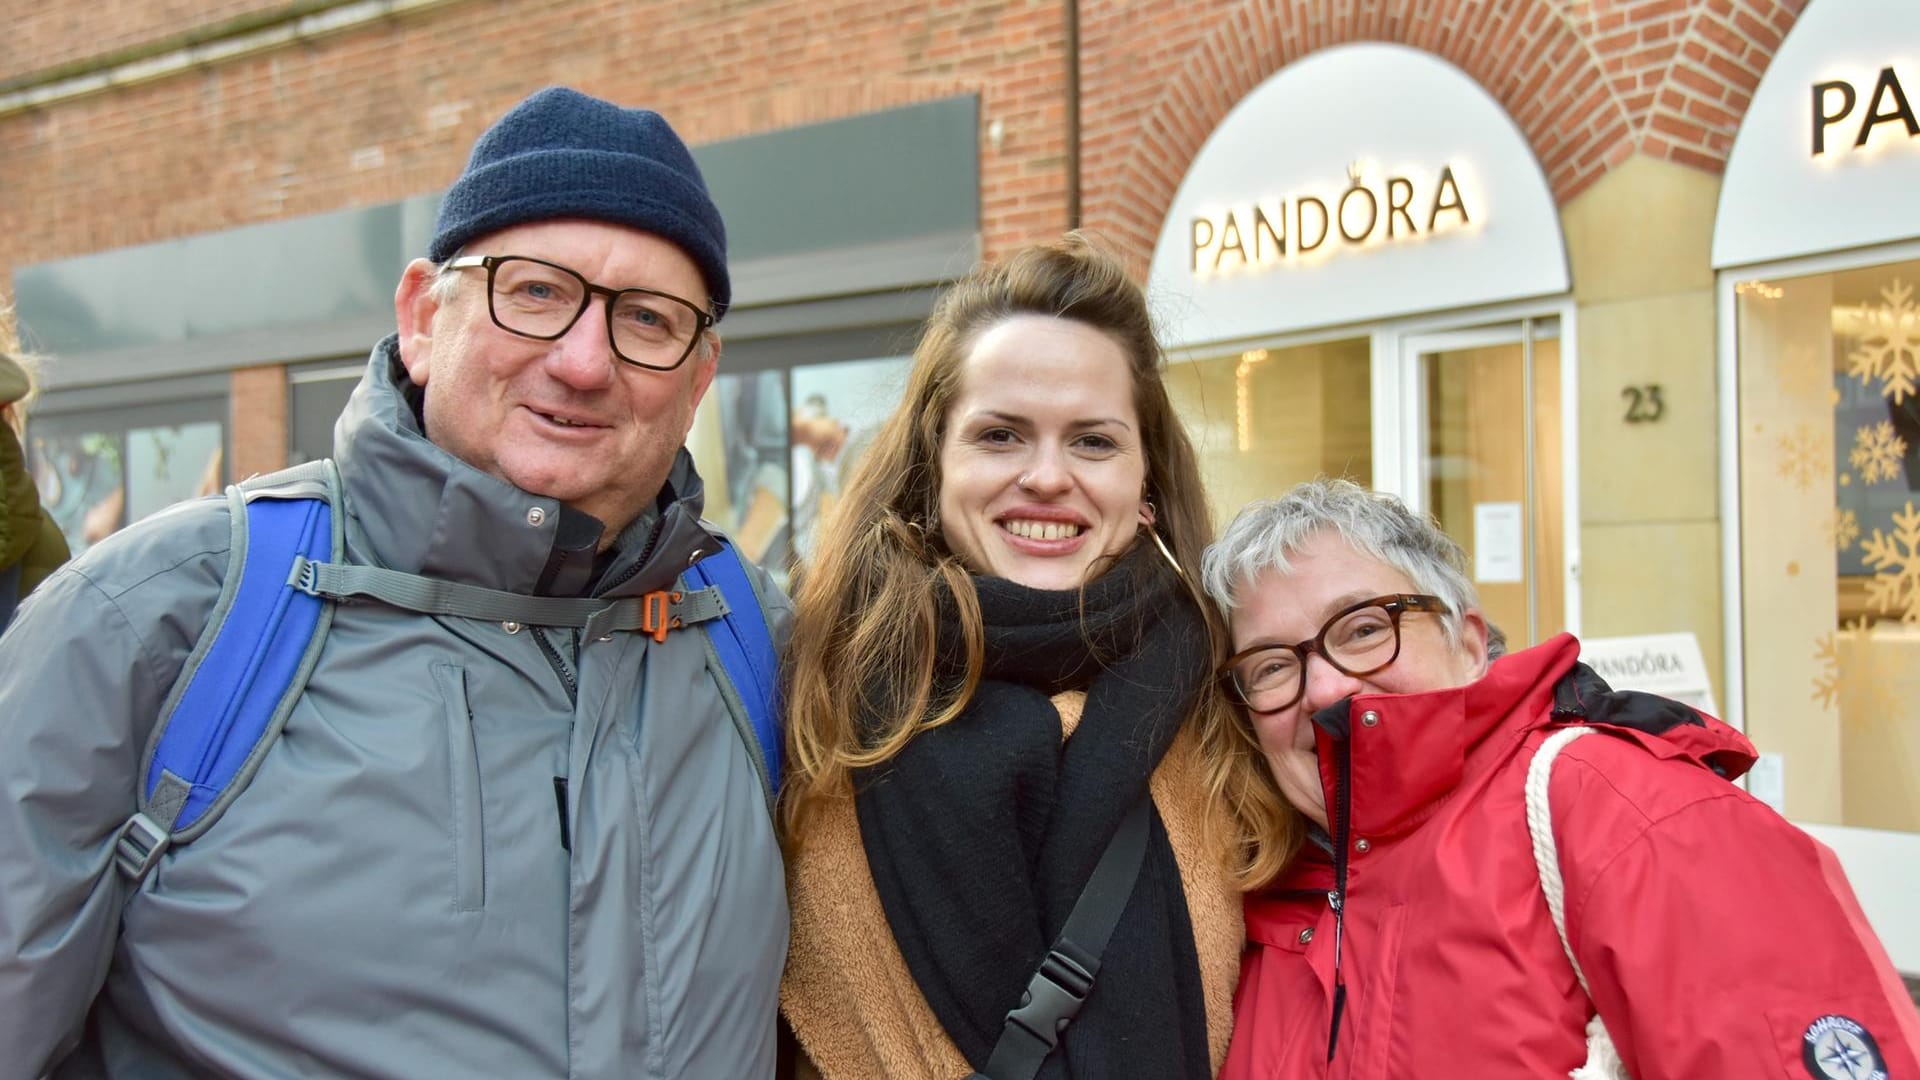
[1325, 733, 1353, 1064]
[533, 627, 579, 705]
[599, 509, 668, 596]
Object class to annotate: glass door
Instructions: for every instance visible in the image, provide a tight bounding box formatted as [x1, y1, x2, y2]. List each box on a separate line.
[1392, 319, 1572, 649]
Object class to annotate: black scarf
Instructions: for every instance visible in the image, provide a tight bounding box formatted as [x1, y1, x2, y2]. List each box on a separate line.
[853, 546, 1215, 1080]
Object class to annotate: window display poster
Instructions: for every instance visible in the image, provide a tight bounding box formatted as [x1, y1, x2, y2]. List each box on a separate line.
[126, 422, 224, 522]
[31, 430, 126, 556]
[698, 371, 792, 585]
[31, 421, 225, 556]
[790, 356, 910, 562]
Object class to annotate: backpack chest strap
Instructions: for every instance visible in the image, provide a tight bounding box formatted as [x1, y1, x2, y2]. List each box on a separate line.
[290, 557, 728, 641]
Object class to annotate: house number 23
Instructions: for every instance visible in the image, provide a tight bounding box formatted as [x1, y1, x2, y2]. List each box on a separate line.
[1622, 384, 1664, 423]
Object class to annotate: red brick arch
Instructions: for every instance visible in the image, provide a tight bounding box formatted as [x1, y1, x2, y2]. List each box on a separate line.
[1082, 0, 1798, 269]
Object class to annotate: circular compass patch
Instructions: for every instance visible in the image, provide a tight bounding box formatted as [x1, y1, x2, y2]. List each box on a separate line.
[1803, 1015, 1887, 1080]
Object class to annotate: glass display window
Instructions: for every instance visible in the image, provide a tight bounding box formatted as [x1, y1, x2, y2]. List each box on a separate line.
[689, 355, 910, 588]
[27, 389, 227, 556]
[1734, 255, 1920, 834]
[1167, 337, 1373, 533]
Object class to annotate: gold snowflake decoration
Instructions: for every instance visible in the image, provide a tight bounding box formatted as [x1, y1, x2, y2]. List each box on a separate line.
[1847, 278, 1920, 403]
[1849, 420, 1907, 484]
[1811, 620, 1900, 729]
[1775, 423, 1826, 491]
[1860, 500, 1920, 623]
[1811, 631, 1840, 709]
[1835, 508, 1860, 551]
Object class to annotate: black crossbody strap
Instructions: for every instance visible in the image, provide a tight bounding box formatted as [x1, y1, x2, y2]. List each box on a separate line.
[970, 795, 1153, 1080]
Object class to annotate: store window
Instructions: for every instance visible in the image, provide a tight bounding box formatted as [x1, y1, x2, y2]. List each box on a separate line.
[27, 385, 228, 555]
[690, 350, 912, 588]
[1167, 338, 1373, 531]
[1736, 256, 1920, 833]
[289, 361, 364, 466]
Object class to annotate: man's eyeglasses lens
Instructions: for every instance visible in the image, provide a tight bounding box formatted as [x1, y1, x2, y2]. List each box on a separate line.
[482, 256, 704, 370]
[1229, 598, 1435, 712]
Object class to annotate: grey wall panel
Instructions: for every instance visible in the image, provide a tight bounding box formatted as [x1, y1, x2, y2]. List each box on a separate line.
[16, 196, 435, 359]
[696, 95, 979, 262]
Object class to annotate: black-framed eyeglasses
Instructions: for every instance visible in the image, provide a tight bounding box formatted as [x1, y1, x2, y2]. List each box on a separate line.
[1220, 594, 1450, 713]
[446, 255, 714, 371]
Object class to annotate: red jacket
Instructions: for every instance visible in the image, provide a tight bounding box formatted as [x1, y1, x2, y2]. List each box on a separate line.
[1222, 634, 1920, 1080]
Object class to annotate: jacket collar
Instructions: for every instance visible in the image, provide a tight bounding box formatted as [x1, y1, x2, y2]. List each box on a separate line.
[1311, 634, 1582, 842]
[331, 337, 724, 597]
[1305, 632, 1759, 848]
[1251, 633, 1757, 941]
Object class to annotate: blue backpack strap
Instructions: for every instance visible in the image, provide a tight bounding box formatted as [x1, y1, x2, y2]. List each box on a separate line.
[115, 460, 342, 883]
[683, 540, 782, 810]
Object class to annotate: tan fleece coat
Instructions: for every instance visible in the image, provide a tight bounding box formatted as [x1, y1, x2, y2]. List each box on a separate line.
[782, 691, 1243, 1080]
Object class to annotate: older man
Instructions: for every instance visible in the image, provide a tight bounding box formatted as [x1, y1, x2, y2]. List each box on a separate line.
[0, 88, 790, 1077]
[1202, 479, 1919, 1080]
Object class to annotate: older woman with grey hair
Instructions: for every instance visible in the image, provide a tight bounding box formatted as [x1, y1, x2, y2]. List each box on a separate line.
[1203, 479, 1918, 1080]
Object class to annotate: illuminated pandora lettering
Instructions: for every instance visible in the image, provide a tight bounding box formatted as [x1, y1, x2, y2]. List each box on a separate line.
[1812, 65, 1918, 155]
[1189, 162, 1472, 276]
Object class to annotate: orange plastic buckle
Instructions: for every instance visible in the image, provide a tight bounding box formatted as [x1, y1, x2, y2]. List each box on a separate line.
[641, 590, 684, 643]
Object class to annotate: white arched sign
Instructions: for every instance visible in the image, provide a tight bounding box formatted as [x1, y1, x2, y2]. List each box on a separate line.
[1147, 43, 1569, 349]
[1713, 0, 1920, 268]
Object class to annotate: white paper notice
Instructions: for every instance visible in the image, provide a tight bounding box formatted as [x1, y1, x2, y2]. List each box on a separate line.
[1472, 502, 1524, 584]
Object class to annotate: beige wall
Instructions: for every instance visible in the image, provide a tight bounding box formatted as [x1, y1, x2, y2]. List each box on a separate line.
[1562, 155, 1726, 699]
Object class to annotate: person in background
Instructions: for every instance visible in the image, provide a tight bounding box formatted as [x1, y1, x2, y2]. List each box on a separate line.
[1203, 478, 1920, 1079]
[0, 306, 70, 628]
[779, 234, 1246, 1080]
[0, 87, 790, 1077]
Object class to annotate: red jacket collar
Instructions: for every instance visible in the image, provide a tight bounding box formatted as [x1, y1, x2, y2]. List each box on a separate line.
[1251, 633, 1758, 936]
[1309, 634, 1581, 842]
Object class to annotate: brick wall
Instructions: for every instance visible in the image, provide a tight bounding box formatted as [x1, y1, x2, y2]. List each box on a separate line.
[229, 363, 287, 479]
[1079, 0, 1806, 268]
[2, 0, 1812, 298]
[1, 0, 294, 80]
[0, 0, 1074, 302]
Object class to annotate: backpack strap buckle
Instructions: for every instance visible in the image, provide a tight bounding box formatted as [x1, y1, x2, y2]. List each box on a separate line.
[114, 812, 171, 883]
[640, 590, 684, 643]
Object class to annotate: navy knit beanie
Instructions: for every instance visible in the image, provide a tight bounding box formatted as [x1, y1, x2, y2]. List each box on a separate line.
[429, 87, 731, 318]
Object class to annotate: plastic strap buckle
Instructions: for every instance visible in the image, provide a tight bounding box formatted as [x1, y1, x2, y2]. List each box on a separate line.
[640, 590, 684, 643]
[1003, 949, 1095, 1051]
[113, 812, 171, 883]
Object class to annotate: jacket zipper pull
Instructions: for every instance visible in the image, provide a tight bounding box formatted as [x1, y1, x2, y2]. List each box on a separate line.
[1326, 888, 1345, 966]
[1326, 887, 1348, 1063]
[553, 776, 571, 852]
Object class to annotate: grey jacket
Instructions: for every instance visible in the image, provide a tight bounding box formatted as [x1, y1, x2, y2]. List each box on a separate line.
[0, 340, 791, 1078]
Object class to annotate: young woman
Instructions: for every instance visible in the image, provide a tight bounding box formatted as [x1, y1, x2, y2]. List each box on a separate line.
[779, 235, 1256, 1080]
